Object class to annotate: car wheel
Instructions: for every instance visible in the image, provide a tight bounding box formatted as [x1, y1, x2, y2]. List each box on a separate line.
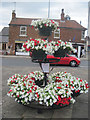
[70, 61, 77, 67]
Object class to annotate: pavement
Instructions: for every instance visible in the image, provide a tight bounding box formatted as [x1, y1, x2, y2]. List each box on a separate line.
[1, 54, 89, 120]
[0, 54, 88, 60]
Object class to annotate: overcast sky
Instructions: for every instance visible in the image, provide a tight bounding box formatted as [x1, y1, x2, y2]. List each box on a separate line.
[0, 0, 89, 36]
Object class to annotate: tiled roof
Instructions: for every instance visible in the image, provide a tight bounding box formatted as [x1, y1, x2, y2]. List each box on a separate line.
[0, 27, 9, 43]
[0, 36, 9, 43]
[9, 18, 86, 30]
[0, 27, 9, 36]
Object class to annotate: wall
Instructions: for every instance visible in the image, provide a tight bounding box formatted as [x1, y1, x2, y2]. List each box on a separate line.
[9, 24, 83, 54]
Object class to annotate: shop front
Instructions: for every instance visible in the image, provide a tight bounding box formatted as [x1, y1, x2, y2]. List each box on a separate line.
[72, 43, 85, 58]
[15, 40, 29, 55]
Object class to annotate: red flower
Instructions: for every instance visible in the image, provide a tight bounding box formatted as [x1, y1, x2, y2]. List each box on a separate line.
[85, 84, 89, 88]
[25, 76, 28, 79]
[32, 26, 34, 29]
[23, 44, 26, 48]
[42, 39, 45, 42]
[44, 24, 47, 26]
[57, 87, 61, 89]
[66, 84, 68, 87]
[13, 75, 15, 78]
[17, 95, 19, 97]
[37, 41, 39, 44]
[31, 86, 34, 89]
[55, 44, 59, 46]
[11, 80, 13, 83]
[33, 83, 35, 85]
[44, 45, 47, 48]
[34, 87, 37, 90]
[31, 72, 34, 74]
[59, 80, 62, 82]
[58, 96, 61, 101]
[66, 91, 68, 93]
[36, 92, 39, 98]
[31, 78, 35, 81]
[29, 81, 32, 84]
[29, 90, 32, 93]
[80, 80, 82, 82]
[51, 20, 54, 24]
[24, 83, 26, 86]
[9, 89, 12, 93]
[34, 42, 37, 46]
[78, 90, 80, 92]
[68, 97, 71, 100]
[58, 41, 61, 44]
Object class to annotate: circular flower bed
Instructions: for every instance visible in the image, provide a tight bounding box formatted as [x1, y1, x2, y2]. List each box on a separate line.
[22, 38, 75, 55]
[7, 71, 89, 107]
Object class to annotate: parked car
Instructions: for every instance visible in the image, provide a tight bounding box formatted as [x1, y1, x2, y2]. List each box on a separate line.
[30, 51, 80, 67]
[47, 54, 80, 67]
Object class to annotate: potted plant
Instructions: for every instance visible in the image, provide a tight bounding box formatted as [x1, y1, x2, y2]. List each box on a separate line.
[31, 18, 59, 37]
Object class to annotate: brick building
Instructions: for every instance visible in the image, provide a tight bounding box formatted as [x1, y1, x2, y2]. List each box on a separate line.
[0, 27, 9, 54]
[8, 9, 86, 55]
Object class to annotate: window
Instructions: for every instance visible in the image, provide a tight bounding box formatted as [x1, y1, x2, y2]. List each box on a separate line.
[20, 26, 27, 36]
[81, 30, 85, 40]
[2, 43, 6, 50]
[54, 29, 60, 39]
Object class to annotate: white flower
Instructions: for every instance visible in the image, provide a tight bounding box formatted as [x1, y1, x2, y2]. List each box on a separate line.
[46, 102, 49, 106]
[70, 98, 76, 104]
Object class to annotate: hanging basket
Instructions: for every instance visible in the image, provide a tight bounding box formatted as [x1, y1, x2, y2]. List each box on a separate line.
[32, 49, 47, 61]
[54, 48, 66, 57]
[54, 47, 71, 57]
[38, 27, 52, 36]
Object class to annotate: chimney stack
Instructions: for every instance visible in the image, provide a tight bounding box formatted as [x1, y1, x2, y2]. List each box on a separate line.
[61, 9, 65, 21]
[12, 10, 16, 19]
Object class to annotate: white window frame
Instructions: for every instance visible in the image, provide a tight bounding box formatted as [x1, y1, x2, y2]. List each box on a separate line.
[54, 29, 60, 39]
[81, 30, 85, 40]
[20, 26, 27, 36]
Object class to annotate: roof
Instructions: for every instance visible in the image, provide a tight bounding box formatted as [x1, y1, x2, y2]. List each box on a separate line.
[9, 18, 86, 30]
[0, 27, 9, 43]
[0, 27, 9, 36]
[0, 36, 9, 43]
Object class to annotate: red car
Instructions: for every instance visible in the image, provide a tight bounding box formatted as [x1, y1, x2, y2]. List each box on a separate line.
[47, 54, 80, 67]
[30, 52, 80, 67]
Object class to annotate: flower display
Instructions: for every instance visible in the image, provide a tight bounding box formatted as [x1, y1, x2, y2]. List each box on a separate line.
[31, 18, 59, 31]
[22, 38, 75, 54]
[7, 71, 89, 107]
[31, 19, 59, 36]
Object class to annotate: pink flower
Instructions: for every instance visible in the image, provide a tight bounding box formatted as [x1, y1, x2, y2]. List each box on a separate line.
[17, 95, 19, 98]
[9, 89, 12, 93]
